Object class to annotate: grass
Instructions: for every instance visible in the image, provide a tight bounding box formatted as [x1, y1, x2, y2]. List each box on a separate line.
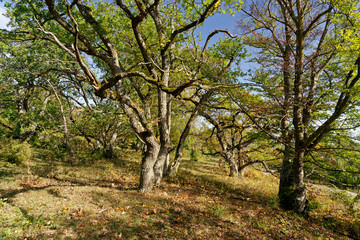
[0, 149, 359, 239]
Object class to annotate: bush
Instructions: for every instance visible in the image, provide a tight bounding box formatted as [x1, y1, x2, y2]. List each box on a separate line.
[190, 149, 199, 161]
[0, 139, 33, 165]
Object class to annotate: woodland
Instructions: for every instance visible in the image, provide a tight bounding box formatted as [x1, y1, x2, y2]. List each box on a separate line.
[0, 0, 360, 239]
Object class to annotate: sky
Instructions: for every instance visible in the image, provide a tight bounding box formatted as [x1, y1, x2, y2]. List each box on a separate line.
[195, 11, 239, 39]
[0, 2, 9, 30]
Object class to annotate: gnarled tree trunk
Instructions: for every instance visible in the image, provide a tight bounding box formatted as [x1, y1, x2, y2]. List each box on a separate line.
[139, 133, 160, 191]
[226, 152, 239, 177]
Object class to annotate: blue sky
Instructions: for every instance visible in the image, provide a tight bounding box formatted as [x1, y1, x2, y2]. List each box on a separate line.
[0, 1, 9, 30]
[195, 11, 238, 37]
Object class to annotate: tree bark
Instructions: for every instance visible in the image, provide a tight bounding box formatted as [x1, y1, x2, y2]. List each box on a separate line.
[153, 52, 171, 186]
[103, 120, 122, 158]
[139, 133, 160, 191]
[278, 155, 295, 209]
[291, 2, 307, 212]
[239, 157, 246, 178]
[292, 150, 307, 213]
[224, 151, 239, 177]
[17, 86, 30, 114]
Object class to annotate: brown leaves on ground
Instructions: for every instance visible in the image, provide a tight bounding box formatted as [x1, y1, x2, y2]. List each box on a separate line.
[0, 153, 358, 239]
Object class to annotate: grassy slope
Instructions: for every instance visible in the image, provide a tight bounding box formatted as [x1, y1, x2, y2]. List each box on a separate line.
[0, 150, 359, 239]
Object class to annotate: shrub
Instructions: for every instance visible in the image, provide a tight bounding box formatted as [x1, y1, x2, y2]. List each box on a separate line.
[0, 139, 33, 165]
[190, 149, 199, 161]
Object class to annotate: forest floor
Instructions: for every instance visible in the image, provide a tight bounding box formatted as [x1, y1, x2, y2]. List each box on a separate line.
[0, 149, 359, 239]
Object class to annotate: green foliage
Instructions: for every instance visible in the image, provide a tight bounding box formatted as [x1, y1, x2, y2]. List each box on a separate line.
[332, 0, 360, 53]
[307, 196, 321, 212]
[190, 149, 199, 161]
[310, 134, 360, 187]
[267, 197, 279, 208]
[0, 139, 33, 165]
[210, 37, 247, 66]
[212, 204, 227, 218]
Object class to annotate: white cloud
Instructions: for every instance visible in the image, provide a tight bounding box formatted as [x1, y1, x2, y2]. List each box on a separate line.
[0, 7, 10, 30]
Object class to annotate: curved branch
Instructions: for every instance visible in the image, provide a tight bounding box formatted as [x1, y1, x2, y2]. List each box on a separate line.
[45, 0, 109, 62]
[161, 0, 220, 54]
[309, 153, 360, 174]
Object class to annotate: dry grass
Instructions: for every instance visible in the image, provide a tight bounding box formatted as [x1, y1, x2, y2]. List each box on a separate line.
[0, 150, 359, 239]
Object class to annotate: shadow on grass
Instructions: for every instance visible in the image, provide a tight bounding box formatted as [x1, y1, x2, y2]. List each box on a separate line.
[38, 190, 253, 239]
[0, 175, 136, 203]
[0, 168, 17, 178]
[171, 164, 274, 205]
[0, 185, 52, 199]
[312, 214, 360, 239]
[180, 158, 224, 176]
[27, 154, 141, 191]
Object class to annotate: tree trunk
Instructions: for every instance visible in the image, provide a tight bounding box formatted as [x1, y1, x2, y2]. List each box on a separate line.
[293, 150, 307, 213]
[291, 12, 307, 212]
[167, 124, 190, 176]
[162, 153, 170, 177]
[168, 154, 181, 177]
[153, 89, 171, 186]
[217, 129, 238, 177]
[104, 120, 121, 158]
[167, 91, 212, 176]
[156, 96, 171, 183]
[278, 153, 294, 210]
[224, 152, 239, 177]
[154, 146, 168, 186]
[239, 158, 246, 178]
[48, 80, 74, 161]
[153, 49, 171, 186]
[104, 144, 115, 158]
[240, 167, 246, 178]
[139, 136, 160, 191]
[16, 86, 37, 141]
[278, 10, 294, 209]
[17, 86, 30, 114]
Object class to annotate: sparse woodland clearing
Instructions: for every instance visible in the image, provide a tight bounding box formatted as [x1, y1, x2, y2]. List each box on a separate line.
[0, 150, 359, 239]
[1, 0, 360, 239]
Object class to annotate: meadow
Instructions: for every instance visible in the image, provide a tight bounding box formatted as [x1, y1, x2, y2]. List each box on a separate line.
[0, 149, 359, 239]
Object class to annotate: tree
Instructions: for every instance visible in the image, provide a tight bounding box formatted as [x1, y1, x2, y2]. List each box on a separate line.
[0, 31, 74, 145]
[239, 0, 360, 212]
[0, 27, 132, 161]
[4, 0, 242, 191]
[167, 35, 246, 176]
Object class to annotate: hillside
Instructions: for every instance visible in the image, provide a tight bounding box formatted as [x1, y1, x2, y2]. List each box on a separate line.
[0, 150, 359, 239]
